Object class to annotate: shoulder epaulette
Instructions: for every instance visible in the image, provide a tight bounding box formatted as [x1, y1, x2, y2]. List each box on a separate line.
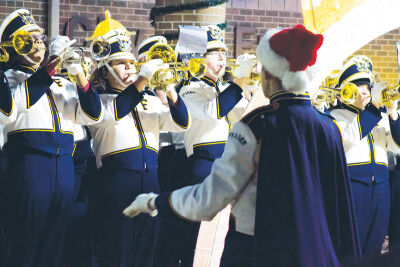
[241, 102, 279, 125]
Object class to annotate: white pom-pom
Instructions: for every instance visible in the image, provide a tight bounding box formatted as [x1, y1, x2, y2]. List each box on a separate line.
[282, 71, 309, 94]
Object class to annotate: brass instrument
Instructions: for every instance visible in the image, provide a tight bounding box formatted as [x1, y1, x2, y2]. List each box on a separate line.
[136, 43, 207, 90]
[225, 58, 260, 86]
[0, 30, 34, 62]
[315, 83, 359, 105]
[380, 83, 400, 110]
[90, 38, 111, 61]
[59, 48, 94, 83]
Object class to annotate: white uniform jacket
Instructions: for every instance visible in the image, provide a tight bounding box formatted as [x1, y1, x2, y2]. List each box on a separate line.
[88, 86, 191, 170]
[331, 103, 400, 184]
[179, 76, 245, 157]
[3, 66, 103, 155]
[159, 121, 258, 235]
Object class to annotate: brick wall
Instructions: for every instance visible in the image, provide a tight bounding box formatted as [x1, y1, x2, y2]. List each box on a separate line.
[0, 0, 155, 53]
[58, 0, 155, 49]
[349, 29, 400, 83]
[1, 0, 400, 84]
[225, 8, 303, 56]
[0, 0, 48, 29]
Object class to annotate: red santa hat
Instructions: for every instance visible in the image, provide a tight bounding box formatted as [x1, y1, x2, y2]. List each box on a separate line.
[256, 24, 323, 93]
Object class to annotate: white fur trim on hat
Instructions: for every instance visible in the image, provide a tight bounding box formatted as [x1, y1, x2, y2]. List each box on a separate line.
[256, 28, 309, 93]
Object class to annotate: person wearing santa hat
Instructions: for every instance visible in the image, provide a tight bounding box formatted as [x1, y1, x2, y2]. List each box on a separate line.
[0, 8, 103, 267]
[330, 55, 400, 259]
[123, 24, 362, 266]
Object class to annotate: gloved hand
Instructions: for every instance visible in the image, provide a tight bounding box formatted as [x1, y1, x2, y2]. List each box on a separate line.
[48, 35, 76, 58]
[138, 59, 166, 81]
[123, 193, 158, 218]
[66, 63, 83, 76]
[370, 81, 386, 104]
[233, 53, 257, 78]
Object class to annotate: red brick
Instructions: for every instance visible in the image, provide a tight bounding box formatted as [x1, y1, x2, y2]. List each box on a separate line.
[134, 9, 148, 15]
[24, 1, 40, 9]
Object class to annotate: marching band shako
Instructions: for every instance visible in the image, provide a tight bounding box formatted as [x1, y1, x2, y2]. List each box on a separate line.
[204, 25, 227, 51]
[337, 55, 375, 88]
[0, 9, 43, 42]
[137, 36, 168, 61]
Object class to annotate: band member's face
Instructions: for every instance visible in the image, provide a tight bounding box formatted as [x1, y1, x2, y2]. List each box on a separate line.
[16, 30, 46, 66]
[105, 59, 137, 89]
[353, 84, 371, 109]
[205, 49, 226, 79]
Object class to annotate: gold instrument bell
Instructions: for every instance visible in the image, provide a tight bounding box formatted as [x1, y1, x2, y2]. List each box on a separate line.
[313, 70, 358, 106]
[379, 83, 400, 110]
[136, 43, 207, 90]
[315, 83, 359, 105]
[0, 30, 34, 62]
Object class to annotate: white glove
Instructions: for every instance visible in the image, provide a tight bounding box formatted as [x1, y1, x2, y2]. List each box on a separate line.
[138, 59, 166, 81]
[370, 81, 386, 104]
[48, 35, 76, 57]
[123, 193, 158, 218]
[233, 53, 257, 78]
[66, 63, 83, 76]
[387, 100, 399, 114]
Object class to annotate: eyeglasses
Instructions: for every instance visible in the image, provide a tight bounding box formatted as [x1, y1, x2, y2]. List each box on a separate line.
[206, 51, 227, 57]
[31, 34, 47, 42]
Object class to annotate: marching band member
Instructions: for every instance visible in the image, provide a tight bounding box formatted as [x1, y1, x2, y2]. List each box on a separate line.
[0, 9, 103, 267]
[0, 72, 15, 266]
[86, 27, 190, 266]
[124, 25, 361, 267]
[136, 35, 190, 192]
[330, 55, 400, 258]
[159, 24, 261, 267]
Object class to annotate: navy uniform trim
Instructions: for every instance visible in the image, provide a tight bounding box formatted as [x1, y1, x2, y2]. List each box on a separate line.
[0, 73, 13, 116]
[77, 85, 103, 121]
[389, 115, 400, 148]
[339, 103, 381, 139]
[23, 68, 54, 108]
[113, 84, 144, 120]
[2, 15, 27, 41]
[167, 95, 190, 129]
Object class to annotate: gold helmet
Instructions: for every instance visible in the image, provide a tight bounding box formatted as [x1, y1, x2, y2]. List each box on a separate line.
[86, 10, 134, 41]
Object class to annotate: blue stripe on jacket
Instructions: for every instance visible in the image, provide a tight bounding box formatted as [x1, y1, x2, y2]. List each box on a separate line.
[77, 85, 102, 121]
[114, 84, 144, 120]
[0, 73, 13, 115]
[168, 95, 189, 128]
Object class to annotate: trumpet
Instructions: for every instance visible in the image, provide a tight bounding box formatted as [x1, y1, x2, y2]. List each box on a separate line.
[136, 43, 207, 90]
[58, 48, 94, 83]
[314, 83, 359, 105]
[225, 58, 260, 82]
[0, 30, 34, 62]
[379, 83, 400, 110]
[90, 38, 111, 61]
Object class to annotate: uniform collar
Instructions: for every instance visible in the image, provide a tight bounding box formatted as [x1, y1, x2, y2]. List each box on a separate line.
[342, 103, 363, 114]
[201, 76, 220, 88]
[12, 65, 38, 75]
[270, 91, 311, 105]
